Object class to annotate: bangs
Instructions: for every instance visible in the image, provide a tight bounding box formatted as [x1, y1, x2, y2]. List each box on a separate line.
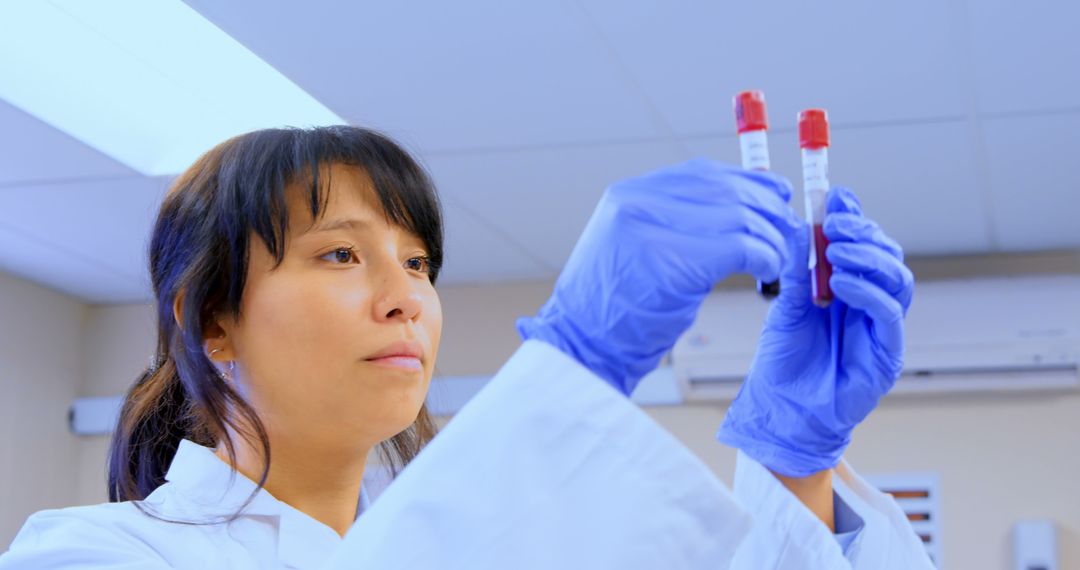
[299, 133, 441, 262]
[210, 126, 444, 310]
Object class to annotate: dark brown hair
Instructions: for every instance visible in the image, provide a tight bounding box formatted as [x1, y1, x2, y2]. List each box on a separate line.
[108, 126, 442, 511]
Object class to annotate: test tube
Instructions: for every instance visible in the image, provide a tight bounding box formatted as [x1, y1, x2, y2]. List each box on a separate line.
[799, 109, 833, 308]
[733, 90, 780, 299]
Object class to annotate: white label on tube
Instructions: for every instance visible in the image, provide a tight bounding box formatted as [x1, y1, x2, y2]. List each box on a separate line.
[739, 130, 770, 171]
[802, 148, 829, 193]
[805, 189, 828, 226]
[802, 148, 829, 272]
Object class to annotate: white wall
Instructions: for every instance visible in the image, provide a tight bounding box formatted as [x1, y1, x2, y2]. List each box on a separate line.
[0, 272, 85, 547]
[4, 269, 1079, 569]
[74, 303, 156, 506]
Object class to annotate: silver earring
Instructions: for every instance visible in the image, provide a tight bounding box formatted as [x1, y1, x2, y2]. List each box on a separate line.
[208, 348, 234, 381]
[220, 359, 236, 381]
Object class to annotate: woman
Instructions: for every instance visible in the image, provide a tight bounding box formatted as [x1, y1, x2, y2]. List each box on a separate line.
[1, 126, 931, 569]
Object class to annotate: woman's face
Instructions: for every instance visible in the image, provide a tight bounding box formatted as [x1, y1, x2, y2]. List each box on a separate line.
[215, 163, 442, 452]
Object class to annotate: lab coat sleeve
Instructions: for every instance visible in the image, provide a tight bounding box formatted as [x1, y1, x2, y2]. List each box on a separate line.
[0, 510, 170, 569]
[324, 340, 753, 570]
[729, 451, 936, 570]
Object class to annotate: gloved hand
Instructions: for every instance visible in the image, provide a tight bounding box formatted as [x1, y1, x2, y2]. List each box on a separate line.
[717, 187, 914, 477]
[517, 158, 800, 395]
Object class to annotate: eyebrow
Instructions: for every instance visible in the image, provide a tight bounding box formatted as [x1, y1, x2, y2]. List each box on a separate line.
[305, 218, 374, 235]
[302, 216, 427, 251]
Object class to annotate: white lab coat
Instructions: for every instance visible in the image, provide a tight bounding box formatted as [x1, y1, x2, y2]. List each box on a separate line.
[0, 340, 934, 569]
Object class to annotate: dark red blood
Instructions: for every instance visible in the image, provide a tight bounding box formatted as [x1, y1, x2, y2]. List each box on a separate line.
[811, 224, 833, 307]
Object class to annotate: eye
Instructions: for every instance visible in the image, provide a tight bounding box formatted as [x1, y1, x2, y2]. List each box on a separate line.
[320, 247, 358, 265]
[404, 256, 431, 274]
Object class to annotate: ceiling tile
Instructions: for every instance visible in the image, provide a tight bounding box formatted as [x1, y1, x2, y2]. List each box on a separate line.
[965, 0, 1080, 114]
[580, 0, 969, 136]
[982, 112, 1080, 251]
[683, 120, 993, 256]
[425, 139, 689, 271]
[0, 100, 135, 186]
[183, 0, 666, 152]
[0, 176, 168, 303]
[0, 222, 149, 304]
[436, 199, 553, 285]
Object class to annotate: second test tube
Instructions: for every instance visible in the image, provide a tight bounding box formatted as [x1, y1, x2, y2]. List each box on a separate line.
[799, 109, 833, 308]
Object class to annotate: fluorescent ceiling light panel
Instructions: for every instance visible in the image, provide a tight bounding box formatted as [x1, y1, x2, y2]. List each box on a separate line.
[0, 0, 346, 175]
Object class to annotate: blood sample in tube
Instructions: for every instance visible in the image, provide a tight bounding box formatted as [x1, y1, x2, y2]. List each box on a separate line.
[734, 90, 780, 299]
[799, 109, 833, 308]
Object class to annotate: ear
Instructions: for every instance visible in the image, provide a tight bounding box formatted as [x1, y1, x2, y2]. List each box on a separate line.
[172, 290, 185, 331]
[203, 318, 236, 365]
[173, 290, 236, 363]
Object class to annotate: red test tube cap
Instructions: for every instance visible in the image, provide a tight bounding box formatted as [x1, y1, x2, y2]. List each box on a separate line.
[734, 91, 768, 133]
[798, 109, 829, 149]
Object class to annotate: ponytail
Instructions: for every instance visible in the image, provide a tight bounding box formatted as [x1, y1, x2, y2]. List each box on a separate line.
[107, 353, 190, 502]
[106, 312, 271, 508]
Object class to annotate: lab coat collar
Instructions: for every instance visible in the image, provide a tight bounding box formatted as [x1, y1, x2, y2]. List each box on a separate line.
[161, 439, 281, 518]
[158, 439, 369, 569]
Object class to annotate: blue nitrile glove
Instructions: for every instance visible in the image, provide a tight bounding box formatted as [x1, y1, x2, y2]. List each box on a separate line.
[718, 187, 914, 477]
[517, 158, 800, 395]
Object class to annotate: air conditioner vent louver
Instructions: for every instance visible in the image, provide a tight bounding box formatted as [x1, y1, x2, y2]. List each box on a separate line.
[863, 472, 943, 567]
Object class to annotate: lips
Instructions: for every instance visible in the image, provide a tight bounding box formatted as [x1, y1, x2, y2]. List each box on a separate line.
[365, 340, 424, 371]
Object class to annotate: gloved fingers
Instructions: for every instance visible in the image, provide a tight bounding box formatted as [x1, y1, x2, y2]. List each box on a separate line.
[656, 173, 798, 235]
[721, 206, 791, 263]
[822, 213, 904, 261]
[826, 242, 914, 310]
[611, 158, 800, 235]
[775, 222, 813, 298]
[674, 157, 795, 204]
[628, 158, 794, 207]
[636, 185, 798, 251]
[829, 273, 905, 354]
[681, 214, 789, 286]
[728, 181, 801, 235]
[738, 168, 795, 204]
[762, 223, 815, 325]
[826, 186, 863, 216]
[627, 206, 788, 286]
[724, 231, 786, 284]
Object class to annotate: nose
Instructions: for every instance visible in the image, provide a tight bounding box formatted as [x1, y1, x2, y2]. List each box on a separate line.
[372, 262, 424, 323]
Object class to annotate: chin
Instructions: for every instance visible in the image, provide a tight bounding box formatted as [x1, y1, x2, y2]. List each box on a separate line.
[360, 406, 424, 441]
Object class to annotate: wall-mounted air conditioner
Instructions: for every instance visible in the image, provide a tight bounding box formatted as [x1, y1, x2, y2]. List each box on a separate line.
[672, 275, 1080, 402]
